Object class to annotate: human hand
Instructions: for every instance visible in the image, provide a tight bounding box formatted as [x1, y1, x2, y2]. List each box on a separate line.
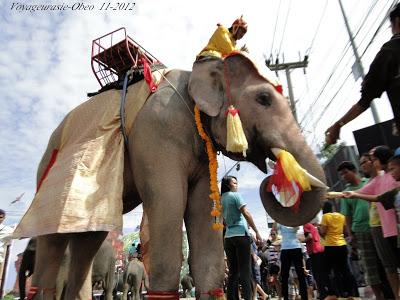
[240, 44, 249, 53]
[392, 122, 399, 136]
[342, 191, 355, 198]
[255, 232, 262, 244]
[325, 123, 341, 144]
[349, 232, 356, 244]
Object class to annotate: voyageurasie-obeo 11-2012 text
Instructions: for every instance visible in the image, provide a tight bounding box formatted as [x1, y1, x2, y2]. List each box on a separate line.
[10, 2, 136, 12]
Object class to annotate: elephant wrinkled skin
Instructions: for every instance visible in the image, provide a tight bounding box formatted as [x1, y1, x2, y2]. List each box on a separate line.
[23, 237, 115, 300]
[30, 53, 325, 299]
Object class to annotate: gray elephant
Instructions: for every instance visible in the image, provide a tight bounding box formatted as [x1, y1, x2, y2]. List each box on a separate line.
[91, 239, 116, 300]
[113, 267, 124, 299]
[123, 258, 148, 300]
[19, 238, 114, 300]
[19, 238, 36, 300]
[19, 53, 326, 299]
[180, 274, 194, 298]
[19, 238, 69, 300]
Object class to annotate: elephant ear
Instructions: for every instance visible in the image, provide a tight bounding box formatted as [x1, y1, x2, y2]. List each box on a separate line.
[188, 59, 225, 117]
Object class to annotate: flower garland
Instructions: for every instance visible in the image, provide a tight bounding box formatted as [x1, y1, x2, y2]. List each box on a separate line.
[194, 105, 224, 231]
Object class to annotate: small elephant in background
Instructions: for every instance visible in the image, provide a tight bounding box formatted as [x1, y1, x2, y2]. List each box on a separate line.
[123, 258, 148, 300]
[19, 238, 37, 300]
[92, 239, 116, 300]
[19, 238, 115, 300]
[180, 273, 194, 298]
[113, 266, 125, 299]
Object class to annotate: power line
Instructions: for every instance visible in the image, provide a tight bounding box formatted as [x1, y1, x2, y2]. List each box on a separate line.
[301, 47, 354, 130]
[300, 0, 387, 131]
[302, 0, 395, 149]
[311, 0, 395, 128]
[353, 0, 379, 39]
[277, 0, 292, 56]
[303, 0, 363, 74]
[306, 0, 329, 55]
[270, 0, 282, 57]
[357, 0, 393, 51]
[309, 79, 358, 149]
[311, 71, 352, 131]
[299, 41, 352, 127]
[307, 1, 396, 148]
[361, 0, 398, 57]
[308, 76, 354, 149]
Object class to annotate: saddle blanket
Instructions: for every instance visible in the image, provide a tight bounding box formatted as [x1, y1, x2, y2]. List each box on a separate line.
[13, 69, 168, 238]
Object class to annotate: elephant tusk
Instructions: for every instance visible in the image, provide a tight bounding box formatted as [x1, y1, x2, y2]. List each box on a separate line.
[304, 170, 328, 189]
[271, 148, 281, 158]
[270, 148, 328, 189]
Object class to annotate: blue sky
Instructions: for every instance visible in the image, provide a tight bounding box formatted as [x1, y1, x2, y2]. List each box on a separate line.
[0, 0, 397, 291]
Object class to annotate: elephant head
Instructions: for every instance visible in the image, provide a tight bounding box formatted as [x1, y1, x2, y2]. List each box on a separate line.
[188, 53, 326, 226]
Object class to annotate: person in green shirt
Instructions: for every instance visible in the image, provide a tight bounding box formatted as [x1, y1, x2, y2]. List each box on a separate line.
[338, 161, 370, 238]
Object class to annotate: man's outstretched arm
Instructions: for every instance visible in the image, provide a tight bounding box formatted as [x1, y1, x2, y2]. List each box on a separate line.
[325, 103, 367, 144]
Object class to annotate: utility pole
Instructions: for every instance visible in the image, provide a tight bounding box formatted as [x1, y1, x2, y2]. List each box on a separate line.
[266, 56, 309, 123]
[338, 0, 380, 124]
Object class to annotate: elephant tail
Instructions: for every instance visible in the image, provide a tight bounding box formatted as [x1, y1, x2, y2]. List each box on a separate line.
[140, 212, 150, 275]
[126, 273, 134, 286]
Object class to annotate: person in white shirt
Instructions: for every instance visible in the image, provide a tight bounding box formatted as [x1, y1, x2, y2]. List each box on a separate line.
[0, 209, 14, 291]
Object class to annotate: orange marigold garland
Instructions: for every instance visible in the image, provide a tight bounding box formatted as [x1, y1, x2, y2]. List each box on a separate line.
[194, 105, 224, 231]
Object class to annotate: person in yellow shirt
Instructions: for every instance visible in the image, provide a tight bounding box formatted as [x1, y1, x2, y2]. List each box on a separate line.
[197, 16, 248, 60]
[319, 201, 360, 299]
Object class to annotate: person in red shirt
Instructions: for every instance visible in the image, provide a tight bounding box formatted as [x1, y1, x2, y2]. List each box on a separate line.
[303, 221, 330, 300]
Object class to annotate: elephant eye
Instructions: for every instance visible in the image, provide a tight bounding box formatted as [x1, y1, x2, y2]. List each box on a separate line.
[256, 92, 272, 107]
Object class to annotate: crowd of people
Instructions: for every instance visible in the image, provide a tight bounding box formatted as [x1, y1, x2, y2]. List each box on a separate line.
[221, 144, 400, 300]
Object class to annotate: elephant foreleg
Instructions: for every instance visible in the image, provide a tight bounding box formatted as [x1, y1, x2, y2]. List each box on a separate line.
[122, 280, 129, 300]
[64, 231, 107, 300]
[132, 152, 187, 293]
[31, 234, 68, 300]
[140, 189, 185, 291]
[105, 263, 115, 300]
[185, 176, 225, 300]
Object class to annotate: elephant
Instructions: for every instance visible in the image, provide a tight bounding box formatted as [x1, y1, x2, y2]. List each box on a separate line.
[26, 52, 325, 299]
[123, 258, 148, 300]
[19, 238, 115, 300]
[19, 238, 37, 300]
[113, 267, 125, 300]
[91, 239, 116, 300]
[180, 274, 194, 298]
[19, 238, 70, 300]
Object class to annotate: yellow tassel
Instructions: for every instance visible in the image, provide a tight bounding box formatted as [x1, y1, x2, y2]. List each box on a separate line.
[226, 105, 248, 157]
[275, 149, 311, 191]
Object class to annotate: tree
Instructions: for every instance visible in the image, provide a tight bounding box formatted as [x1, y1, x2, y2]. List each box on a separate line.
[319, 142, 346, 161]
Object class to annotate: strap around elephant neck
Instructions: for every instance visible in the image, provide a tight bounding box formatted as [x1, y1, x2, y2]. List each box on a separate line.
[223, 60, 233, 105]
[222, 58, 248, 157]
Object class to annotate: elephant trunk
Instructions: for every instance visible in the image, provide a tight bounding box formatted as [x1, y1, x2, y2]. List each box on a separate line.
[260, 139, 326, 226]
